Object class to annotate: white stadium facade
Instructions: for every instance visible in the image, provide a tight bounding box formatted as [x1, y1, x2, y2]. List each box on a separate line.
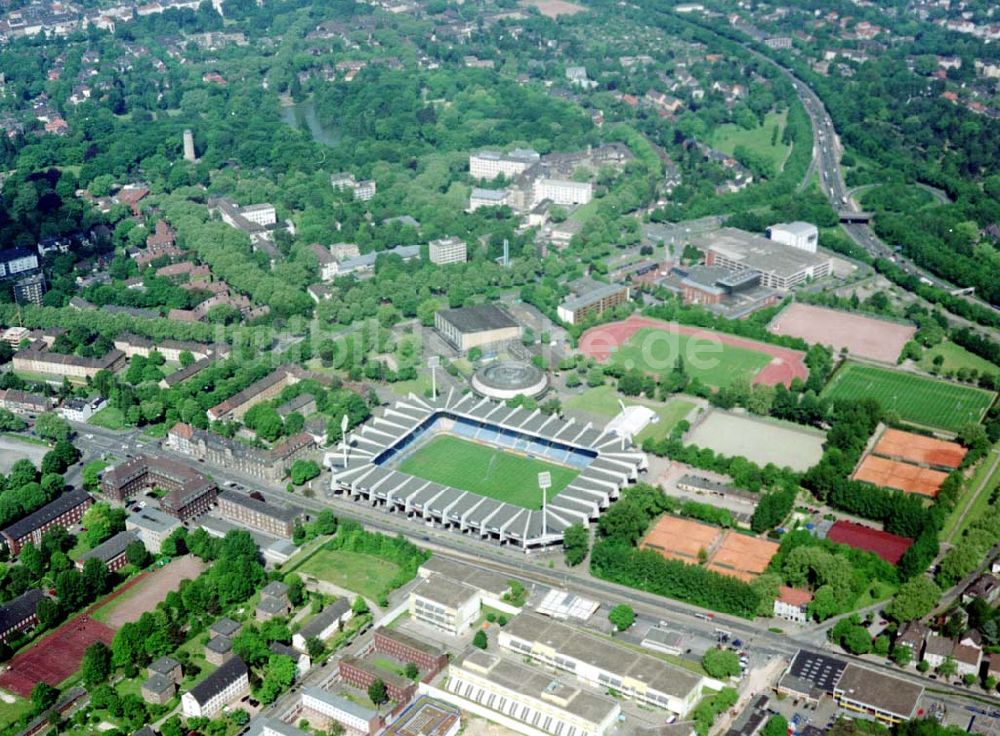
[325, 390, 647, 549]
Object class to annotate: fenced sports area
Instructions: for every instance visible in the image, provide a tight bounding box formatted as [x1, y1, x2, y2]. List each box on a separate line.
[0, 615, 115, 697]
[822, 362, 994, 433]
[579, 315, 808, 388]
[768, 302, 915, 363]
[686, 410, 826, 473]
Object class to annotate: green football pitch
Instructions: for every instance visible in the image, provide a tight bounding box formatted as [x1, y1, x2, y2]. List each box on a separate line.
[608, 327, 772, 387]
[395, 434, 579, 509]
[822, 362, 995, 433]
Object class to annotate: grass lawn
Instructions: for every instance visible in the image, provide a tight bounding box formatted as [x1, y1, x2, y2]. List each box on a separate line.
[396, 434, 578, 509]
[67, 535, 93, 561]
[946, 446, 1000, 542]
[918, 341, 999, 377]
[852, 579, 898, 610]
[390, 373, 432, 397]
[609, 327, 772, 388]
[371, 655, 405, 677]
[637, 399, 697, 443]
[0, 695, 33, 731]
[710, 110, 790, 173]
[294, 548, 401, 600]
[88, 406, 126, 430]
[822, 362, 995, 433]
[564, 386, 695, 442]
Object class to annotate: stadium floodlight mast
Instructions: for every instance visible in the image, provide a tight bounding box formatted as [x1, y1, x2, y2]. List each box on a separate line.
[428, 356, 440, 400]
[341, 413, 349, 469]
[539, 471, 552, 537]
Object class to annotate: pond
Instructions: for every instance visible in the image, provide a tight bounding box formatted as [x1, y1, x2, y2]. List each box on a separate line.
[280, 100, 341, 147]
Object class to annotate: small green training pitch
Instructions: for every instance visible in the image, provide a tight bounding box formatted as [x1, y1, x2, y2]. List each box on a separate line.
[823, 362, 995, 433]
[610, 327, 772, 388]
[396, 434, 578, 509]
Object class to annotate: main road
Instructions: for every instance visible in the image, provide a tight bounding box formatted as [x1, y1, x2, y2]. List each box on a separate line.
[69, 427, 998, 713]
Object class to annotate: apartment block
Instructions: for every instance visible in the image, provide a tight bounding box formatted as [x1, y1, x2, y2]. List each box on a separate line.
[1, 489, 93, 555]
[181, 657, 250, 718]
[100, 455, 216, 521]
[217, 490, 303, 539]
[428, 237, 468, 265]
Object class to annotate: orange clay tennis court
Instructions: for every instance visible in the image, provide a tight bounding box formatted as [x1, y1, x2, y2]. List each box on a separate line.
[873, 428, 967, 469]
[853, 455, 949, 497]
[640, 515, 778, 580]
[707, 533, 780, 582]
[640, 515, 721, 562]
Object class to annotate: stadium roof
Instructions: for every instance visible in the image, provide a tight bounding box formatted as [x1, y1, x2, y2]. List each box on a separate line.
[826, 520, 913, 565]
[436, 304, 519, 334]
[327, 391, 645, 547]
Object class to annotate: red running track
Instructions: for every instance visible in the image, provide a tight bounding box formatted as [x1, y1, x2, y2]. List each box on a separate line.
[578, 315, 808, 388]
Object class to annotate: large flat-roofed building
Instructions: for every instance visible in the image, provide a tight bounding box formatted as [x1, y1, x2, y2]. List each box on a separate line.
[167, 423, 315, 483]
[126, 506, 181, 554]
[409, 576, 481, 636]
[245, 716, 312, 736]
[1, 489, 93, 555]
[12, 347, 125, 383]
[386, 698, 460, 736]
[832, 664, 923, 725]
[373, 628, 448, 674]
[443, 650, 621, 736]
[533, 179, 593, 207]
[776, 650, 846, 704]
[766, 222, 818, 254]
[499, 612, 713, 718]
[216, 490, 303, 539]
[0, 589, 45, 642]
[692, 228, 832, 290]
[101, 455, 216, 521]
[469, 188, 510, 212]
[301, 687, 384, 736]
[181, 656, 250, 718]
[469, 149, 540, 180]
[429, 237, 468, 265]
[434, 304, 521, 353]
[417, 557, 511, 599]
[0, 247, 40, 279]
[658, 265, 779, 319]
[556, 280, 630, 325]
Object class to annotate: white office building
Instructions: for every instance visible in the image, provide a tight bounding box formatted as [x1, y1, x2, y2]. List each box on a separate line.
[181, 657, 250, 718]
[766, 221, 819, 254]
[429, 237, 468, 265]
[499, 612, 716, 718]
[409, 575, 481, 635]
[533, 179, 593, 207]
[469, 188, 510, 211]
[469, 149, 540, 180]
[0, 248, 40, 279]
[444, 650, 620, 736]
[301, 687, 381, 735]
[239, 204, 277, 227]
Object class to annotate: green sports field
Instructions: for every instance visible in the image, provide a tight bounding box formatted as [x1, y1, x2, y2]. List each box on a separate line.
[396, 434, 578, 509]
[822, 362, 995, 433]
[609, 327, 772, 388]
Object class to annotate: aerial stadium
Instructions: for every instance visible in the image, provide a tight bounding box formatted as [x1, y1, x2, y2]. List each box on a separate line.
[325, 390, 647, 548]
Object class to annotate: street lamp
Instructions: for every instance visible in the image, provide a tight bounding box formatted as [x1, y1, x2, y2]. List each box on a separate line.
[538, 471, 551, 537]
[341, 413, 349, 470]
[428, 356, 440, 400]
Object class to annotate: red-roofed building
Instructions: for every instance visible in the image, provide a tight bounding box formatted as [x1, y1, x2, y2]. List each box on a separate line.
[773, 586, 813, 624]
[116, 186, 150, 216]
[147, 220, 176, 248]
[827, 520, 912, 565]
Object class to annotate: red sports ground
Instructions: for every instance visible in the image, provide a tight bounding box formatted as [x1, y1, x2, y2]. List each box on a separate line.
[579, 315, 808, 387]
